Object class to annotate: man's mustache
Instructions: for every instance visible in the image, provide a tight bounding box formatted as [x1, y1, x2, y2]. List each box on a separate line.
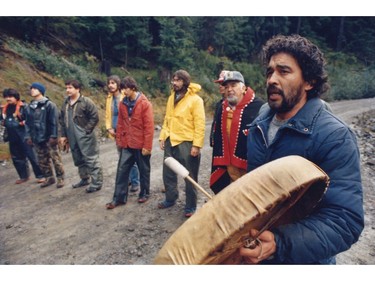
[267, 85, 283, 96]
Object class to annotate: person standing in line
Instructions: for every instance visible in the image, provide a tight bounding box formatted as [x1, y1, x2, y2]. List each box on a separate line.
[24, 82, 65, 188]
[158, 70, 205, 218]
[105, 75, 140, 192]
[1, 88, 44, 184]
[106, 76, 154, 209]
[210, 71, 264, 194]
[239, 34, 364, 264]
[209, 70, 229, 148]
[59, 79, 103, 193]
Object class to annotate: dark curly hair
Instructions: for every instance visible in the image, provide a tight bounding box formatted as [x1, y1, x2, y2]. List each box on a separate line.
[120, 76, 139, 92]
[263, 34, 329, 97]
[3, 88, 20, 101]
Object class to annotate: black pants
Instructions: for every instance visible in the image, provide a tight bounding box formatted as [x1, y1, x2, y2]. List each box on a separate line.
[9, 139, 43, 179]
[112, 148, 151, 203]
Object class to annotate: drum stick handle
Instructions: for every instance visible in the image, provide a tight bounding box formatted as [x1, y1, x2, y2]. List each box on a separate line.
[165, 157, 213, 200]
[186, 175, 213, 200]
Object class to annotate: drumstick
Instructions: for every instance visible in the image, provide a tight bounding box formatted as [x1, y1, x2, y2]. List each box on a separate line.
[164, 157, 213, 199]
[243, 191, 303, 249]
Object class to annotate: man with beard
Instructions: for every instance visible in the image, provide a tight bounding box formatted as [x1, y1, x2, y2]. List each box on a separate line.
[210, 71, 264, 194]
[105, 75, 140, 192]
[158, 70, 205, 218]
[240, 35, 364, 264]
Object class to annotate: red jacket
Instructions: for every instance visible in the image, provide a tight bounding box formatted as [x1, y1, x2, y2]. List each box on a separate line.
[116, 93, 154, 151]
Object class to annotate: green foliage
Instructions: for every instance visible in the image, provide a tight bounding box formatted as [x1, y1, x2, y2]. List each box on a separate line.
[327, 52, 375, 100]
[111, 17, 153, 68]
[232, 62, 266, 100]
[328, 66, 375, 100]
[2, 16, 375, 105]
[156, 17, 196, 71]
[8, 38, 99, 90]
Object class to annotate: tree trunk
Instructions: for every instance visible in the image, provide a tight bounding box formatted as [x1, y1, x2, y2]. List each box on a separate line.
[337, 17, 345, 51]
[296, 17, 301, 34]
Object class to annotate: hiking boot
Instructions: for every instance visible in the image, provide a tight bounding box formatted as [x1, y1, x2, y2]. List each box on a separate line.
[72, 178, 90, 188]
[15, 178, 29, 184]
[86, 186, 101, 193]
[138, 195, 149, 203]
[130, 185, 139, 192]
[184, 207, 196, 218]
[36, 178, 46, 184]
[40, 177, 56, 188]
[56, 178, 64, 188]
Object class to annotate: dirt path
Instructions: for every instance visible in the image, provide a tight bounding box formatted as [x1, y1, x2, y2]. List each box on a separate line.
[0, 98, 374, 265]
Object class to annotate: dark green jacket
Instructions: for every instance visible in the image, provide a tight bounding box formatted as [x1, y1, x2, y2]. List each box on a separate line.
[60, 94, 99, 137]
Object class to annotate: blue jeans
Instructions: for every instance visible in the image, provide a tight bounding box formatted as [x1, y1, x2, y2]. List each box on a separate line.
[130, 163, 140, 186]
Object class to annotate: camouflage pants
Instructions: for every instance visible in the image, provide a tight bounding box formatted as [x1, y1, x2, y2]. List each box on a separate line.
[35, 142, 64, 179]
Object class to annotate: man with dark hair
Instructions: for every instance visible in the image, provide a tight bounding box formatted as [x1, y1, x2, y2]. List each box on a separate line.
[24, 82, 65, 188]
[210, 71, 264, 194]
[105, 75, 140, 192]
[158, 69, 205, 218]
[240, 34, 364, 264]
[106, 76, 154, 209]
[1, 88, 44, 184]
[59, 79, 103, 193]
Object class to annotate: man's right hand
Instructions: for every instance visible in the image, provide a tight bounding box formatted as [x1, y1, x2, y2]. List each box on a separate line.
[159, 140, 165, 150]
[239, 229, 276, 264]
[26, 138, 33, 146]
[108, 128, 116, 137]
[59, 137, 69, 152]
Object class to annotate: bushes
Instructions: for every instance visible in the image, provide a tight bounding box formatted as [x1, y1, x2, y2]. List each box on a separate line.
[6, 36, 374, 115]
[327, 52, 375, 100]
[8, 38, 99, 90]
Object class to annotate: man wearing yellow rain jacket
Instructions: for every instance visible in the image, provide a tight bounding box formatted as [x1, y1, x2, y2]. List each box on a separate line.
[158, 69, 205, 218]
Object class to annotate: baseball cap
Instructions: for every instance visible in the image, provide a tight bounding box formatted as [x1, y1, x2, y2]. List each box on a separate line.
[214, 70, 229, 84]
[222, 71, 245, 85]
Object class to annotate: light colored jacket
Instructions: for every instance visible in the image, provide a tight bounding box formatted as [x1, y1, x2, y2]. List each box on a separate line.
[159, 83, 205, 148]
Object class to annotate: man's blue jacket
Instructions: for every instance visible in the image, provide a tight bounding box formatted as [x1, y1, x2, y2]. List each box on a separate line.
[247, 97, 364, 264]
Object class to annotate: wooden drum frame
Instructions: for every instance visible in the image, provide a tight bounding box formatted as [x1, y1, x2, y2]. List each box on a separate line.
[154, 155, 329, 264]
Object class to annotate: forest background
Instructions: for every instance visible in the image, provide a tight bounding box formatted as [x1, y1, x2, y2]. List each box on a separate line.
[1, 16, 375, 158]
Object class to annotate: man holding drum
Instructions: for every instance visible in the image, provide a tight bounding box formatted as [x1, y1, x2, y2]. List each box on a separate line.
[241, 34, 364, 264]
